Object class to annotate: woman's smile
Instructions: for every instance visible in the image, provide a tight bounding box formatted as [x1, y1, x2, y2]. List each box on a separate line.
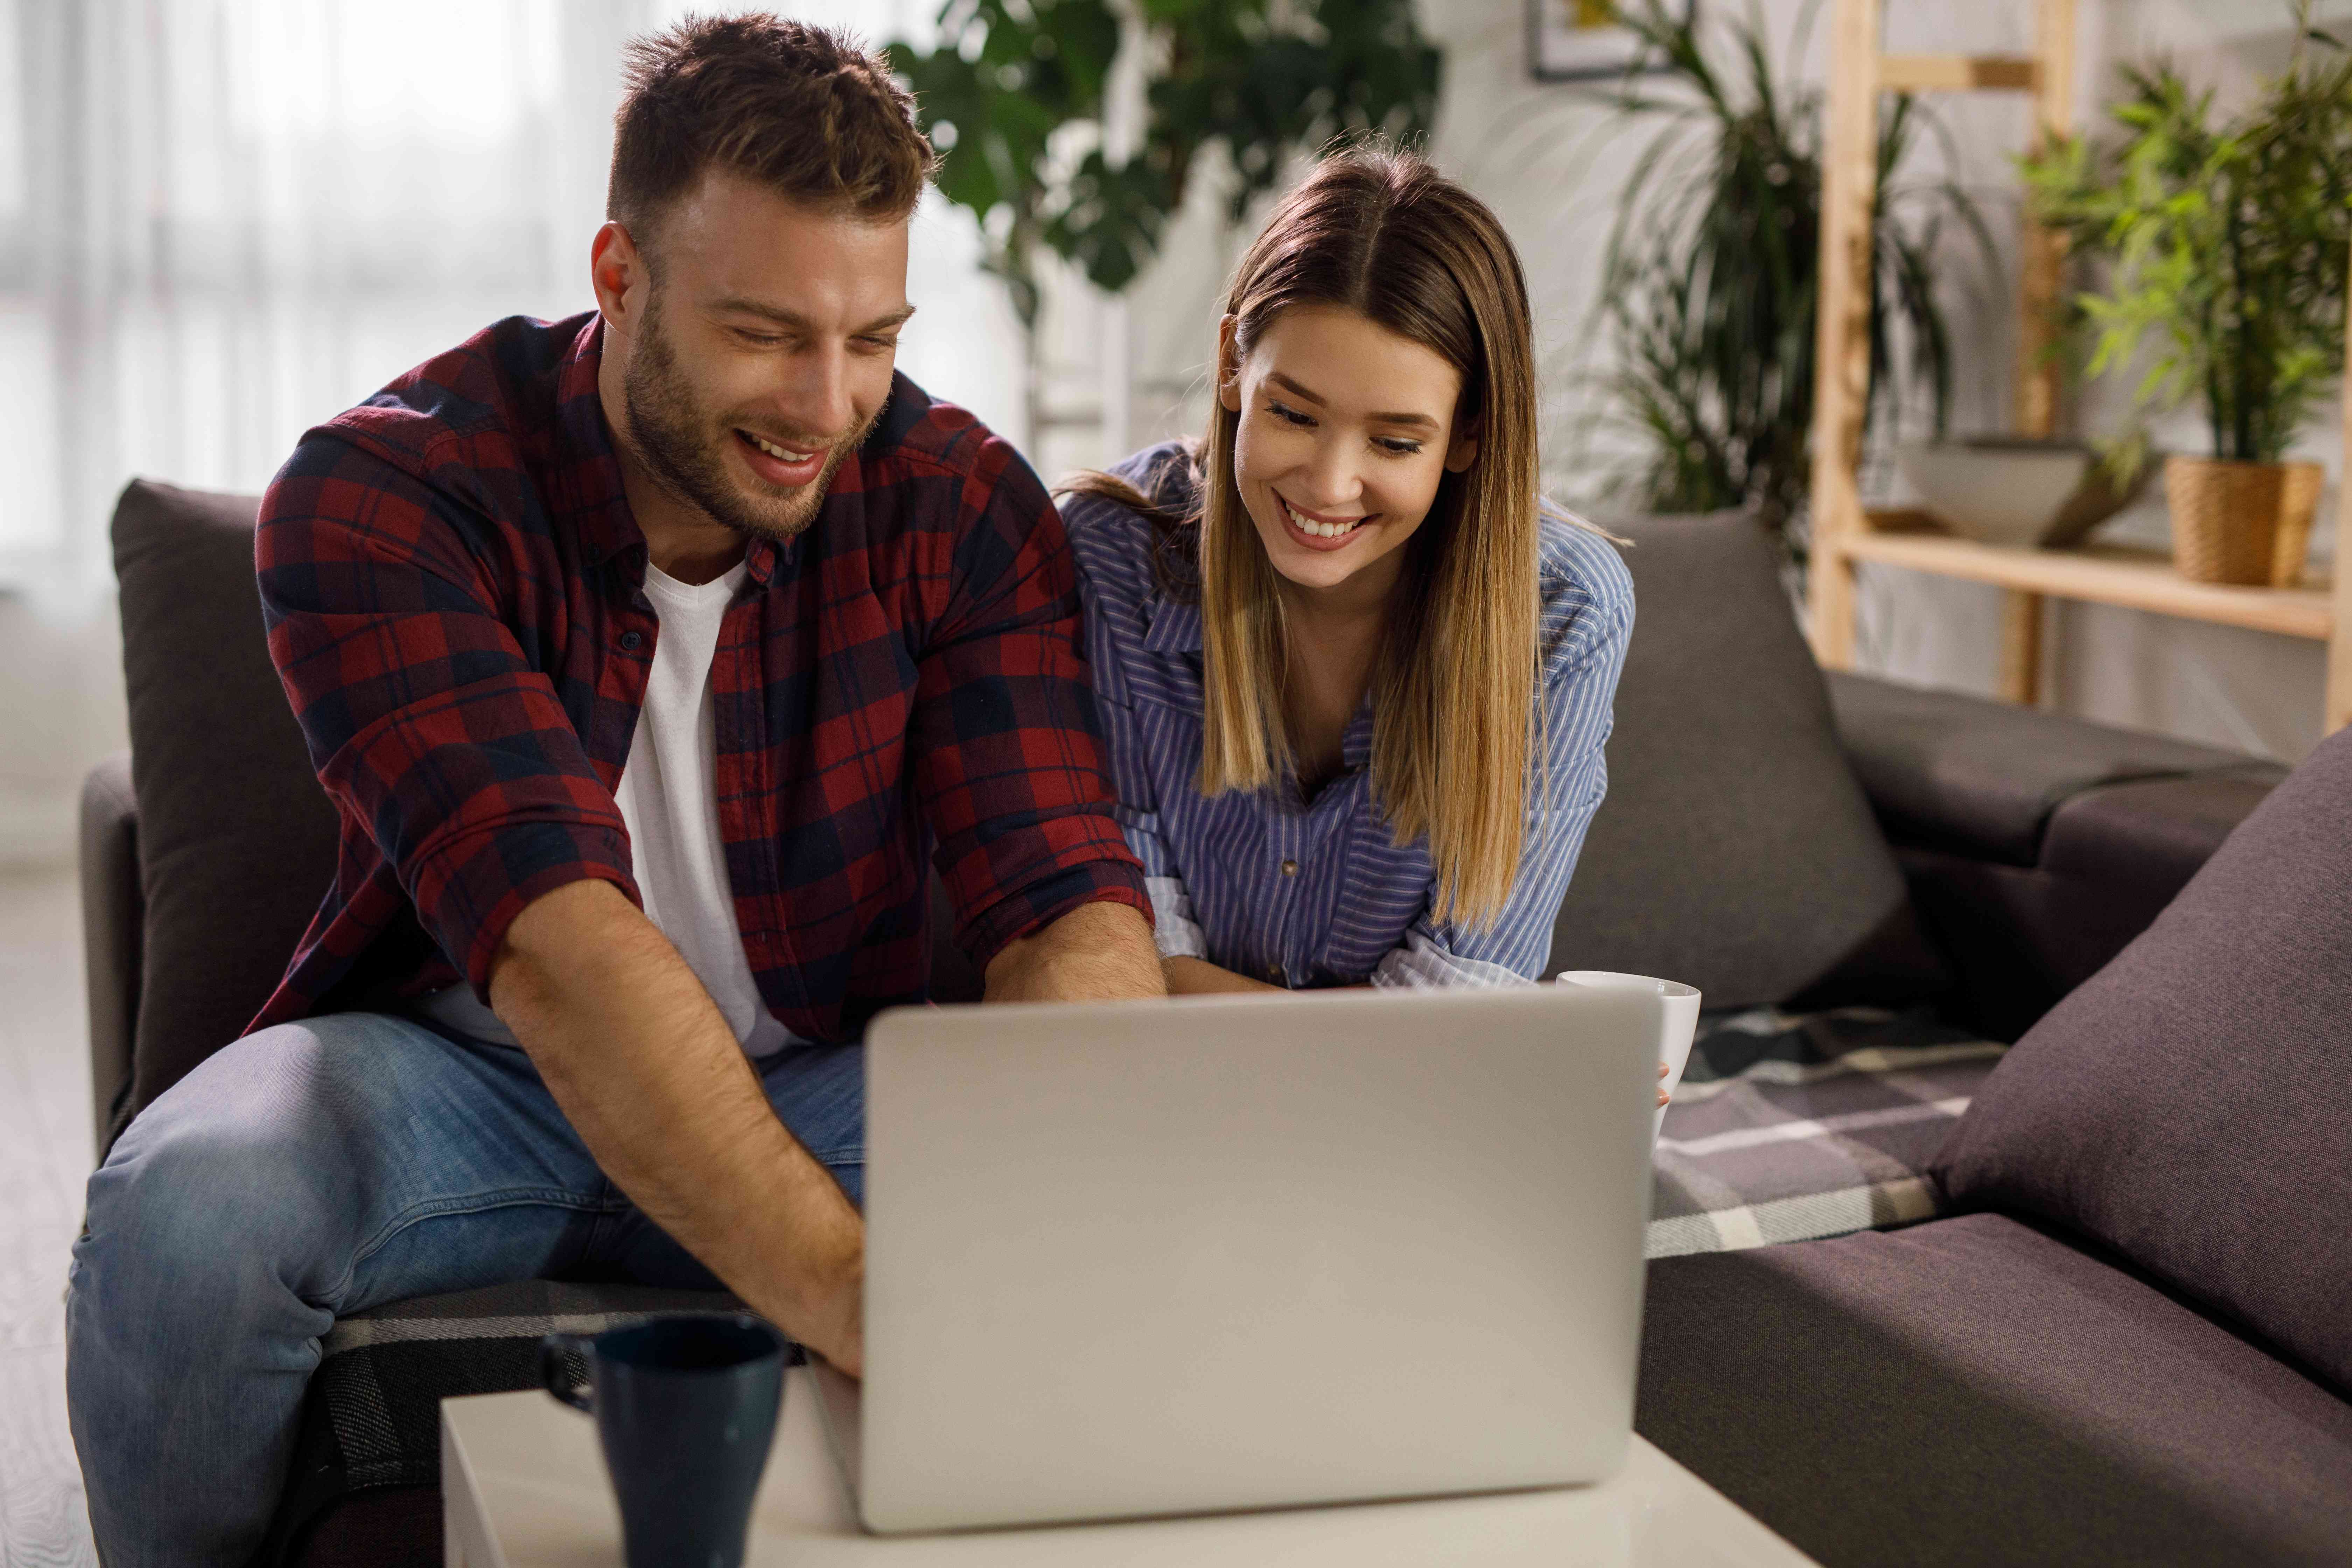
[1275, 492, 1374, 549]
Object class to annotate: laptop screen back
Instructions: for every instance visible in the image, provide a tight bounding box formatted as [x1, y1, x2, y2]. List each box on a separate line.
[857, 985, 1660, 1533]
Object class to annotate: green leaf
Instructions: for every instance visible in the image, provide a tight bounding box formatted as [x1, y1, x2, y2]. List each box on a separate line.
[888, 0, 1443, 326]
[2018, 36, 2351, 459]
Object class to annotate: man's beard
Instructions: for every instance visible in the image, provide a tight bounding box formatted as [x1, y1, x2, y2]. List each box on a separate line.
[619, 298, 877, 543]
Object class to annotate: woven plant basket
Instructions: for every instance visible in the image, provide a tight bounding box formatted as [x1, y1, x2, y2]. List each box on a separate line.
[2270, 461, 2325, 587]
[2166, 455, 2284, 586]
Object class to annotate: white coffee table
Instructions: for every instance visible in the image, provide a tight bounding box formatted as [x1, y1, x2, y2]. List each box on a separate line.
[442, 1368, 1818, 1566]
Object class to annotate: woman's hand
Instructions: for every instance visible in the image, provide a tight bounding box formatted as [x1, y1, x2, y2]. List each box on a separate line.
[1657, 1062, 1671, 1108]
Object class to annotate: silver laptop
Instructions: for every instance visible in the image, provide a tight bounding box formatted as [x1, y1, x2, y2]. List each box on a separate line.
[811, 983, 1662, 1534]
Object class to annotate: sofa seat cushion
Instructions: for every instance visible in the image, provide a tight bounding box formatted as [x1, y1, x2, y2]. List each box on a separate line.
[1825, 671, 2274, 866]
[266, 1280, 742, 1564]
[1547, 513, 1946, 1009]
[1932, 724, 2352, 1391]
[1647, 1006, 2004, 1258]
[1638, 1212, 2352, 1568]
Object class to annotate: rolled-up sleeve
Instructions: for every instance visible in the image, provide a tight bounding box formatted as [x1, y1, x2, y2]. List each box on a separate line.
[1067, 494, 1206, 963]
[909, 437, 1150, 968]
[1099, 705, 1207, 961]
[256, 435, 639, 1000]
[1371, 559, 1633, 990]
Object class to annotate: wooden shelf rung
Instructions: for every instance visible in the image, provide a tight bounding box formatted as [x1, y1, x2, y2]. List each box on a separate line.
[1876, 54, 2038, 92]
[1860, 506, 1945, 535]
[1833, 531, 2337, 641]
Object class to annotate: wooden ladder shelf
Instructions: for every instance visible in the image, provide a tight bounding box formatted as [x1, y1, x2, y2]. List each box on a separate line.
[1804, 0, 2352, 736]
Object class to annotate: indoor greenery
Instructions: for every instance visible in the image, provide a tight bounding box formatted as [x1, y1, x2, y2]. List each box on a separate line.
[2021, 6, 2352, 468]
[886, 0, 1441, 336]
[1582, 0, 1991, 550]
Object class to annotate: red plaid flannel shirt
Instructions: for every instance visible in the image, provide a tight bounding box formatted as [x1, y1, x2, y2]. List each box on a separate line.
[250, 312, 1148, 1044]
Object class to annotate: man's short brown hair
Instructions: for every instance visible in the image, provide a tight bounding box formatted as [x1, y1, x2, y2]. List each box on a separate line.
[609, 13, 935, 251]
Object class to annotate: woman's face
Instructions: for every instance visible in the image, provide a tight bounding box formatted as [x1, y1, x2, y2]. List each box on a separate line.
[1219, 303, 1479, 605]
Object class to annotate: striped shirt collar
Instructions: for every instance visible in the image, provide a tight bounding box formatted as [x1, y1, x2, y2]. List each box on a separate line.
[1137, 586, 1375, 779]
[1141, 593, 1204, 654]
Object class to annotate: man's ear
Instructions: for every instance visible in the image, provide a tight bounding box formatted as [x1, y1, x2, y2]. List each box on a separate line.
[590, 222, 647, 333]
[1444, 419, 1481, 474]
[1217, 314, 1243, 413]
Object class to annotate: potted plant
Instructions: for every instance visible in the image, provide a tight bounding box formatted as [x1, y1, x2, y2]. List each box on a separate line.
[2023, 8, 2352, 586]
[886, 0, 1441, 441]
[1571, 0, 1994, 563]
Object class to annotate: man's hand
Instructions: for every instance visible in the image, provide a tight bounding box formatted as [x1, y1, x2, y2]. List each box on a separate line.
[489, 878, 867, 1373]
[983, 899, 1164, 1002]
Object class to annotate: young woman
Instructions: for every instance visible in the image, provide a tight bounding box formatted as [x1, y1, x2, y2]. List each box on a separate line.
[1060, 145, 1633, 997]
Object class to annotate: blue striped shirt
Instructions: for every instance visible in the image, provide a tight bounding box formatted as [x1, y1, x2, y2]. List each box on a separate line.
[1063, 442, 1633, 989]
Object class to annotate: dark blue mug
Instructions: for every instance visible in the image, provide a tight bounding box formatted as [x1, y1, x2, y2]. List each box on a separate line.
[540, 1314, 788, 1568]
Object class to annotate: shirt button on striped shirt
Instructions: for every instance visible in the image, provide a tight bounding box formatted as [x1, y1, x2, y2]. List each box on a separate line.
[1267, 965, 1284, 985]
[1281, 859, 1298, 877]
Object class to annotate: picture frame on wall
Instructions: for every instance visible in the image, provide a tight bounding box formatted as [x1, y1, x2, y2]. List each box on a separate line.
[1527, 0, 1694, 83]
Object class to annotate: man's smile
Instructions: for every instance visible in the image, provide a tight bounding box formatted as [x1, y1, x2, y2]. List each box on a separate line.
[734, 428, 827, 487]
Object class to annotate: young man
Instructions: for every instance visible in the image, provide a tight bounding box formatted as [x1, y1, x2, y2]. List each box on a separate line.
[65, 17, 1161, 1564]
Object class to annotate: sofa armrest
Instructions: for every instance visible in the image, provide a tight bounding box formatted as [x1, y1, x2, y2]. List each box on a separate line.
[1825, 671, 2278, 866]
[1827, 674, 2283, 1037]
[80, 751, 141, 1161]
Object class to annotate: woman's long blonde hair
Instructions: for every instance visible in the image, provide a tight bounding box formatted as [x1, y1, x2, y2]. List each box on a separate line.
[1070, 145, 1544, 928]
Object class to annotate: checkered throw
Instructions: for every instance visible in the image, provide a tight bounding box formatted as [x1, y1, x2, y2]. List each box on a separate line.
[1647, 1006, 2006, 1259]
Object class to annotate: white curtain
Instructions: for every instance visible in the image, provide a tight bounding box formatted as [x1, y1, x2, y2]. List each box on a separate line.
[0, 0, 1022, 598]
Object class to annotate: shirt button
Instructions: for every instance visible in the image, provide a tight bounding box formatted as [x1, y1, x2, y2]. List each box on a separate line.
[1266, 965, 1284, 985]
[620, 630, 643, 651]
[1281, 859, 1298, 877]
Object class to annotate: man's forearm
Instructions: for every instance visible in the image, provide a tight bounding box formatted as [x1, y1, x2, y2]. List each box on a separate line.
[1161, 955, 1282, 994]
[983, 898, 1165, 1002]
[489, 878, 865, 1371]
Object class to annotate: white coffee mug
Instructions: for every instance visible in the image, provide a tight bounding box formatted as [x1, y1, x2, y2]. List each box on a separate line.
[1556, 971, 1702, 1141]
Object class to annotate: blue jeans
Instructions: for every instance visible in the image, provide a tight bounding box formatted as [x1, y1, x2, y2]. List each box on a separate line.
[65, 1011, 864, 1568]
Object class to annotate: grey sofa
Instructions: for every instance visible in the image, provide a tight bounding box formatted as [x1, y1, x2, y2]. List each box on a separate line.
[80, 480, 2295, 1563]
[1637, 721, 2352, 1564]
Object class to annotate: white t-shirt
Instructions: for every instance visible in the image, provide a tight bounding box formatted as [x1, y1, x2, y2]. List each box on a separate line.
[417, 558, 795, 1057]
[614, 560, 793, 1056]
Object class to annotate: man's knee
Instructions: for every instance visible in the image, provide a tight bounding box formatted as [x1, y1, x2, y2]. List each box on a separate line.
[79, 1021, 382, 1308]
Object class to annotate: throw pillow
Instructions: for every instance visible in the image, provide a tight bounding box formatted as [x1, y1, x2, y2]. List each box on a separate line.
[1545, 511, 1946, 1009]
[1932, 723, 2352, 1393]
[112, 479, 344, 1124]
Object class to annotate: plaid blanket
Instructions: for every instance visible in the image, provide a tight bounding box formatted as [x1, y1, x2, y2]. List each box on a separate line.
[1647, 1006, 2006, 1259]
[270, 1006, 2003, 1562]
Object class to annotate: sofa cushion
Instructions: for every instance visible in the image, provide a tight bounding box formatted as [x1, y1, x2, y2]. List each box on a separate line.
[1638, 1212, 2352, 1567]
[1546, 512, 1947, 1008]
[1933, 723, 2352, 1393]
[1826, 670, 2273, 866]
[111, 480, 342, 1121]
[2039, 769, 2286, 897]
